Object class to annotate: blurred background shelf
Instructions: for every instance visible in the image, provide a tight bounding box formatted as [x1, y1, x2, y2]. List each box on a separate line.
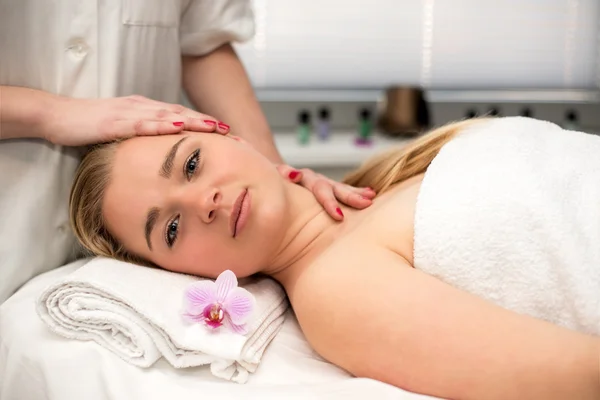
[257, 89, 600, 104]
[274, 131, 412, 169]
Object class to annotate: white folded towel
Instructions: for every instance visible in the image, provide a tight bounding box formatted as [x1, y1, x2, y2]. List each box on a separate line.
[414, 117, 600, 335]
[36, 257, 289, 383]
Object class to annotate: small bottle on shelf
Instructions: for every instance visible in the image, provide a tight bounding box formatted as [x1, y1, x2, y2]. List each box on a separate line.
[488, 106, 501, 117]
[520, 107, 533, 118]
[562, 110, 580, 131]
[355, 108, 373, 146]
[465, 109, 478, 119]
[317, 107, 331, 141]
[297, 110, 311, 145]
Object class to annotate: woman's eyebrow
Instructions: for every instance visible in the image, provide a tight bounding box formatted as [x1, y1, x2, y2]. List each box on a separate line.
[145, 207, 161, 251]
[159, 136, 188, 179]
[147, 136, 188, 250]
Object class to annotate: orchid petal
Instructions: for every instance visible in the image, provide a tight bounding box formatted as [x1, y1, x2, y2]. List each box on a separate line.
[223, 287, 255, 325]
[182, 312, 206, 324]
[184, 280, 217, 314]
[223, 314, 249, 335]
[214, 270, 237, 302]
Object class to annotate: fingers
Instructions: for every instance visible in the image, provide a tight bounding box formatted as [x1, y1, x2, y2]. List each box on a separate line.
[289, 168, 345, 221]
[184, 117, 229, 134]
[277, 164, 304, 182]
[312, 179, 346, 221]
[348, 185, 377, 200]
[133, 109, 221, 133]
[215, 121, 230, 135]
[278, 165, 377, 221]
[186, 118, 230, 135]
[106, 120, 185, 140]
[121, 96, 230, 135]
[170, 107, 230, 134]
[332, 183, 373, 210]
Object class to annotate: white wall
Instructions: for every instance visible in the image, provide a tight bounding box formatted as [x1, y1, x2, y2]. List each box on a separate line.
[235, 0, 600, 90]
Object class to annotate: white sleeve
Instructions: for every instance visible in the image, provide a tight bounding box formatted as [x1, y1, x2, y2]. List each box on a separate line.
[180, 0, 255, 56]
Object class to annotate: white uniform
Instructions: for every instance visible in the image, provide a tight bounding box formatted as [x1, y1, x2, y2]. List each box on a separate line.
[0, 0, 255, 303]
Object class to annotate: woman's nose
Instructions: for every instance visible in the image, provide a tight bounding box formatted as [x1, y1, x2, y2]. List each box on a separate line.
[183, 187, 221, 224]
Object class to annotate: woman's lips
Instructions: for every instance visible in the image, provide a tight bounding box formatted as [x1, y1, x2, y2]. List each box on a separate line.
[230, 189, 250, 238]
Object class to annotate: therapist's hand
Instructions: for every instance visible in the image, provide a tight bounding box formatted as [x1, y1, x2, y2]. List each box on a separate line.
[276, 165, 377, 221]
[43, 95, 230, 146]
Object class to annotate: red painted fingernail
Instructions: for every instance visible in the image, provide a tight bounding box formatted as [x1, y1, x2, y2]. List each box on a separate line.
[173, 122, 184, 127]
[336, 207, 344, 217]
[288, 170, 299, 180]
[218, 122, 230, 130]
[204, 120, 216, 126]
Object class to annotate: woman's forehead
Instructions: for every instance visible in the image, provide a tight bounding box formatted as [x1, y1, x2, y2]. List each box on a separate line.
[119, 134, 182, 156]
[104, 147, 165, 253]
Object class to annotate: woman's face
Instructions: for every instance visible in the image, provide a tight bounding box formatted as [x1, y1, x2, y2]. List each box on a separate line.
[102, 133, 289, 278]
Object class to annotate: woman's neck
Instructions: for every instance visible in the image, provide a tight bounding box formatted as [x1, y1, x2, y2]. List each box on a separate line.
[262, 183, 349, 287]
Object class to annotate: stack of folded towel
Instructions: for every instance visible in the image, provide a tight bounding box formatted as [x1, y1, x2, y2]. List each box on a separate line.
[36, 257, 289, 383]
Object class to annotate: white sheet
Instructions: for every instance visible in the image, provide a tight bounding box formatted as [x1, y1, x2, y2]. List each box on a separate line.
[0, 263, 440, 400]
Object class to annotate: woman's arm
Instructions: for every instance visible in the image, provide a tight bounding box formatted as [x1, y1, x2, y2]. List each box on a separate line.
[290, 247, 600, 400]
[0, 86, 223, 145]
[0, 86, 54, 140]
[182, 44, 283, 164]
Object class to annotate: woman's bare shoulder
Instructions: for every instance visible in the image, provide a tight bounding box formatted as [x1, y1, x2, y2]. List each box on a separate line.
[286, 243, 414, 382]
[340, 173, 425, 265]
[287, 241, 410, 340]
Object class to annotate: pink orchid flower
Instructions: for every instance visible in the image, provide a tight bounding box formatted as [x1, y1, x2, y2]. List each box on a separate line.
[183, 270, 255, 334]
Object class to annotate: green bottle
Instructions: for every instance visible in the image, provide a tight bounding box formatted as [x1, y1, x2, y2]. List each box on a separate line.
[355, 108, 373, 146]
[297, 110, 311, 145]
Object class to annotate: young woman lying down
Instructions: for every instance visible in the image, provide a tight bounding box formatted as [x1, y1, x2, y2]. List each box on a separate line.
[69, 116, 600, 400]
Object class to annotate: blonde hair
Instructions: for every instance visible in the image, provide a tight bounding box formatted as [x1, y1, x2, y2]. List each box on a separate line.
[69, 142, 148, 266]
[343, 118, 484, 194]
[69, 118, 485, 261]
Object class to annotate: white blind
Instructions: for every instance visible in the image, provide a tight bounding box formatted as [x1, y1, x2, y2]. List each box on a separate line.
[234, 0, 600, 89]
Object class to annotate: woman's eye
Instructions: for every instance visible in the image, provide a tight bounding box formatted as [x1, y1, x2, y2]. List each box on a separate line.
[184, 149, 201, 180]
[166, 216, 179, 247]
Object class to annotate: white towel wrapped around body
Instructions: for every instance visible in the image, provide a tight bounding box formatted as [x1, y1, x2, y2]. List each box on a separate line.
[36, 257, 289, 383]
[414, 117, 600, 334]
